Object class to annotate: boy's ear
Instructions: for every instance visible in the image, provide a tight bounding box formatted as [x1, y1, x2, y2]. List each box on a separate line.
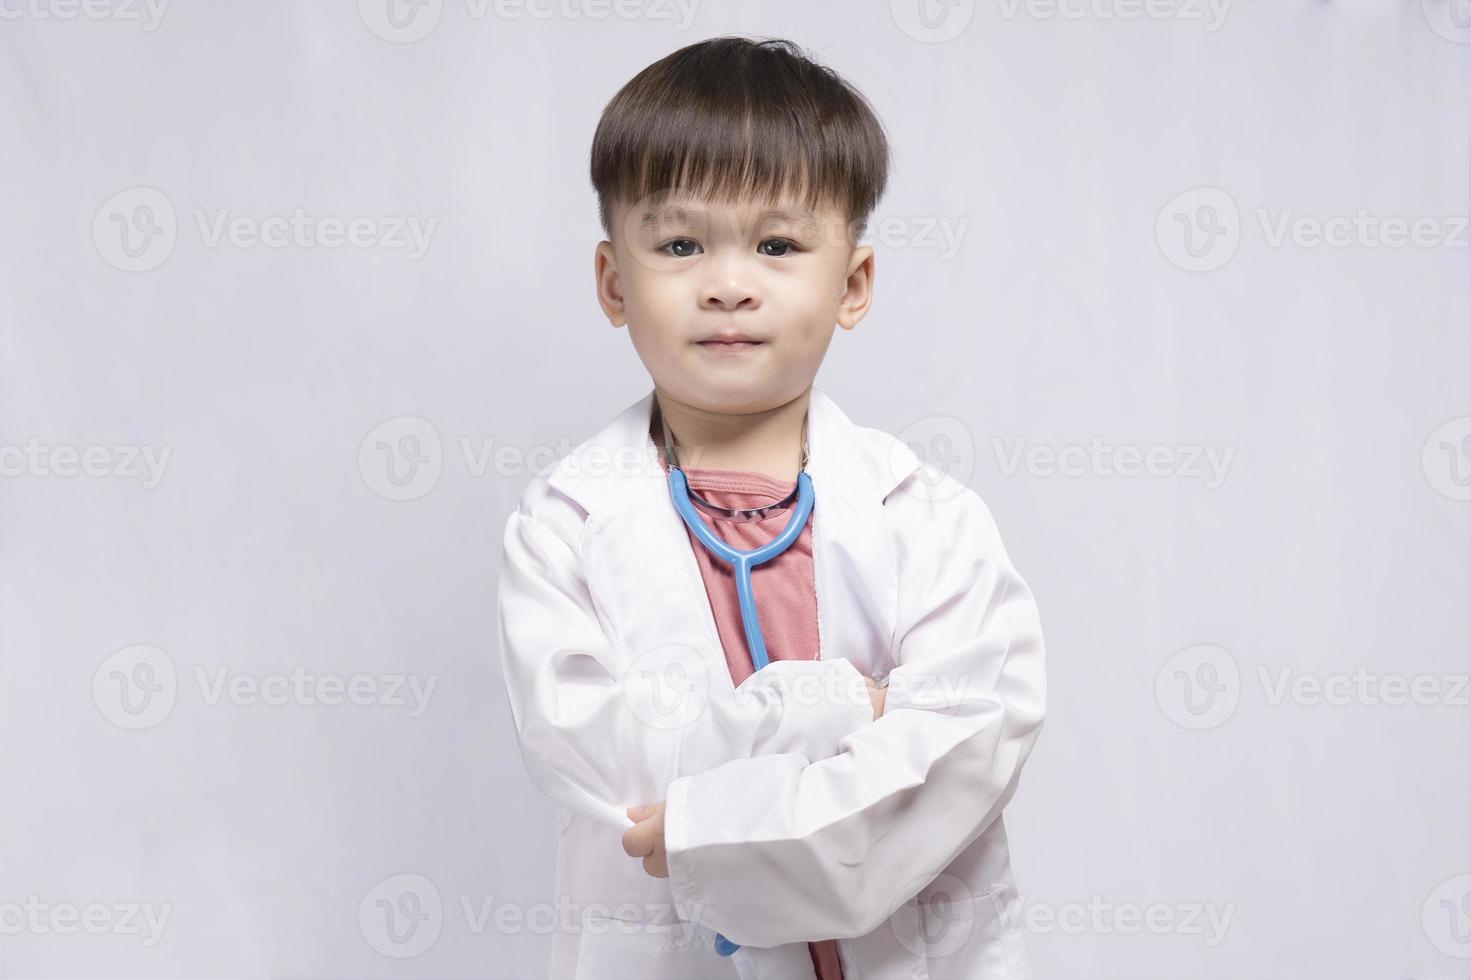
[594, 239, 627, 327]
[836, 244, 875, 331]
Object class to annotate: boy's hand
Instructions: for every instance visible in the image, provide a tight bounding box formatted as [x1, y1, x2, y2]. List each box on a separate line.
[623, 802, 668, 878]
[865, 675, 886, 719]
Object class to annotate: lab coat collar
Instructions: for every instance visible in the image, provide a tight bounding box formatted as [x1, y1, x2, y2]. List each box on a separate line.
[547, 385, 922, 515]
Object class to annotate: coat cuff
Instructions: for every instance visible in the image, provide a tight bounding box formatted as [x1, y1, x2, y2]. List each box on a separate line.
[665, 774, 703, 925]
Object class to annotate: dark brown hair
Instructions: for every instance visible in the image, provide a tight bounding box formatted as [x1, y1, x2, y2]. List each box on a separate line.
[589, 36, 890, 245]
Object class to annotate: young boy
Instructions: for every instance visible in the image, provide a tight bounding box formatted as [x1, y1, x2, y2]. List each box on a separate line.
[497, 36, 1046, 980]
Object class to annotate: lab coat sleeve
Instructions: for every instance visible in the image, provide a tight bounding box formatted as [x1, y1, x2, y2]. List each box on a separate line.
[496, 493, 875, 833]
[662, 474, 1046, 947]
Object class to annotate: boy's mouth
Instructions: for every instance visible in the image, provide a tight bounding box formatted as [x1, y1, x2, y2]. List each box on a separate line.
[697, 332, 765, 353]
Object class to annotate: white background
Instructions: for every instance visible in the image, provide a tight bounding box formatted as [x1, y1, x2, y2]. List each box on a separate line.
[1, 0, 1468, 976]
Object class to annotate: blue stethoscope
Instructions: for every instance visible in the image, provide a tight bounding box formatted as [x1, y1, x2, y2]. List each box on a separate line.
[655, 398, 814, 957]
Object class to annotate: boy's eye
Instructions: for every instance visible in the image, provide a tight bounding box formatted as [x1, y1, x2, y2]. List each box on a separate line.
[659, 238, 702, 258]
[657, 238, 802, 258]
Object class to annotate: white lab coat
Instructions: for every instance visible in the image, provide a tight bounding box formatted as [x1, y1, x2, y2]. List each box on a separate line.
[497, 386, 1046, 979]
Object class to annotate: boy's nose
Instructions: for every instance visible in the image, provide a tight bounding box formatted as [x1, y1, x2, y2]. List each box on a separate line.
[700, 273, 760, 311]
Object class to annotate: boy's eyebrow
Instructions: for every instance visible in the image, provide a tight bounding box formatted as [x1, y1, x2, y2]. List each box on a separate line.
[638, 203, 818, 228]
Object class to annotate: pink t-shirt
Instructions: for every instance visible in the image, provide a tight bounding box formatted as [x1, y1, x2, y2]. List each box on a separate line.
[656, 454, 845, 980]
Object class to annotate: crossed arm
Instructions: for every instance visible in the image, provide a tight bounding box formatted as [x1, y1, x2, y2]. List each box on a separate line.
[621, 676, 887, 877]
[499, 475, 1044, 947]
[497, 503, 884, 831]
[615, 482, 1044, 947]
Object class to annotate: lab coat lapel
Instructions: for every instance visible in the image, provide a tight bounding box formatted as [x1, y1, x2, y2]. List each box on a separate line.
[571, 404, 734, 696]
[550, 386, 923, 684]
[805, 388, 912, 680]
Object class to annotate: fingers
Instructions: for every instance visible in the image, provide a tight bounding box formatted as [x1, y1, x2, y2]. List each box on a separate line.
[623, 802, 666, 859]
[623, 804, 652, 856]
[622, 820, 653, 858]
[863, 674, 890, 718]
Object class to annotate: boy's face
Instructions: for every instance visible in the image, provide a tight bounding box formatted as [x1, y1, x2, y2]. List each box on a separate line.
[595, 191, 875, 414]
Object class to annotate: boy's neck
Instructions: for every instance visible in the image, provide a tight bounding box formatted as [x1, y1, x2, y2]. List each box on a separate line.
[651, 387, 811, 483]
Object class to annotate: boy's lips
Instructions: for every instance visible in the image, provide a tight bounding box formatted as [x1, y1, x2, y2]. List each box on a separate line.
[697, 339, 765, 355]
[696, 332, 766, 354]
